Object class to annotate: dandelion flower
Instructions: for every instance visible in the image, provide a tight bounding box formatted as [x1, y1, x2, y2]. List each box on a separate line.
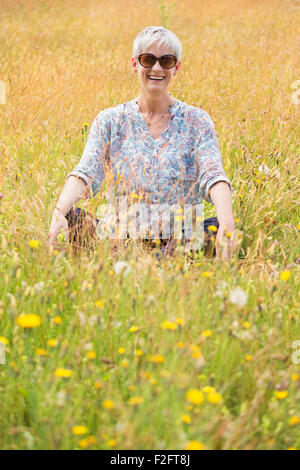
[0, 336, 9, 345]
[186, 389, 204, 405]
[202, 386, 215, 394]
[128, 325, 139, 333]
[53, 316, 62, 325]
[161, 321, 177, 330]
[29, 240, 40, 248]
[280, 271, 291, 281]
[149, 354, 165, 364]
[176, 318, 184, 325]
[118, 347, 126, 354]
[207, 225, 217, 232]
[181, 414, 191, 424]
[186, 441, 204, 450]
[47, 339, 58, 347]
[107, 439, 117, 447]
[72, 425, 88, 436]
[135, 349, 143, 357]
[128, 396, 144, 406]
[292, 373, 299, 382]
[35, 348, 47, 356]
[207, 392, 222, 404]
[289, 416, 300, 426]
[202, 330, 212, 338]
[274, 390, 288, 399]
[95, 300, 104, 309]
[17, 314, 41, 328]
[86, 350, 96, 360]
[103, 399, 115, 410]
[79, 439, 89, 449]
[203, 271, 213, 278]
[54, 368, 73, 378]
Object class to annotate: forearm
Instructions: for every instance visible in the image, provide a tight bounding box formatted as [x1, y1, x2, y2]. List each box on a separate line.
[208, 181, 234, 227]
[56, 175, 89, 216]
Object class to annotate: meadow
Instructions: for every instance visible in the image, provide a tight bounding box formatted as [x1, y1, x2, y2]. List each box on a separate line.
[0, 0, 299, 450]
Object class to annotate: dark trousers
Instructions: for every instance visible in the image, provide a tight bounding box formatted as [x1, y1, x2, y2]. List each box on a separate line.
[65, 207, 219, 258]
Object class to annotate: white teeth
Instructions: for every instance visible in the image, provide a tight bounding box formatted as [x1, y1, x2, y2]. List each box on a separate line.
[148, 76, 164, 80]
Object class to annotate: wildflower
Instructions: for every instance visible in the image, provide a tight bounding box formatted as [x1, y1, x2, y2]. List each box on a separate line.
[274, 390, 288, 399]
[186, 389, 204, 405]
[102, 399, 115, 410]
[29, 240, 40, 248]
[0, 336, 9, 345]
[289, 416, 300, 426]
[176, 318, 184, 325]
[107, 439, 117, 447]
[95, 299, 104, 309]
[280, 271, 291, 281]
[258, 163, 270, 174]
[243, 322, 251, 329]
[87, 436, 96, 445]
[128, 396, 144, 406]
[17, 314, 41, 328]
[161, 321, 177, 330]
[202, 386, 215, 394]
[185, 441, 204, 450]
[35, 348, 47, 356]
[113, 261, 132, 277]
[207, 392, 222, 404]
[149, 354, 165, 364]
[79, 439, 89, 449]
[207, 225, 217, 232]
[86, 350, 96, 360]
[203, 271, 213, 278]
[177, 341, 185, 348]
[245, 355, 252, 361]
[120, 359, 129, 368]
[118, 347, 126, 354]
[135, 349, 143, 357]
[54, 368, 73, 378]
[202, 330, 212, 338]
[72, 425, 88, 436]
[53, 316, 62, 325]
[47, 339, 58, 347]
[94, 381, 103, 390]
[291, 373, 299, 382]
[128, 325, 139, 333]
[229, 287, 248, 308]
[181, 414, 191, 424]
[287, 447, 297, 450]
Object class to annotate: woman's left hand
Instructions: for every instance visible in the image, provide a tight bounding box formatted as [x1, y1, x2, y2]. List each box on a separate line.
[215, 220, 236, 260]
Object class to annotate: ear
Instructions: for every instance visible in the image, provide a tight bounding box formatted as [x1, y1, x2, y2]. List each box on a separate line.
[132, 57, 138, 73]
[173, 60, 181, 76]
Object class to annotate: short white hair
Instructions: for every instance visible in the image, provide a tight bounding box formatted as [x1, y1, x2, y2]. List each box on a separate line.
[132, 26, 182, 61]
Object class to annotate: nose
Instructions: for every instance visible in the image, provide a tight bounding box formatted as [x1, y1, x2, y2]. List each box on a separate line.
[151, 59, 164, 73]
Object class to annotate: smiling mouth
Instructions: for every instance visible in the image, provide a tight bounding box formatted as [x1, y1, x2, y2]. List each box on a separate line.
[148, 76, 165, 81]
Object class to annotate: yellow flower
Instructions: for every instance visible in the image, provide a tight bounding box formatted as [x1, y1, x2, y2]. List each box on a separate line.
[120, 359, 129, 368]
[128, 396, 144, 406]
[202, 386, 215, 394]
[103, 399, 115, 410]
[29, 240, 40, 248]
[289, 416, 300, 426]
[203, 271, 213, 278]
[87, 436, 96, 445]
[94, 381, 102, 390]
[95, 300, 104, 309]
[245, 355, 252, 361]
[292, 373, 299, 382]
[243, 322, 251, 329]
[181, 414, 191, 424]
[128, 326, 139, 333]
[274, 390, 289, 399]
[47, 339, 58, 347]
[176, 318, 184, 325]
[186, 389, 205, 405]
[53, 316, 62, 325]
[79, 439, 89, 449]
[202, 330, 212, 338]
[177, 341, 185, 348]
[207, 225, 217, 232]
[135, 349, 143, 357]
[54, 368, 73, 378]
[287, 447, 297, 450]
[17, 313, 41, 328]
[118, 347, 126, 354]
[160, 370, 170, 378]
[186, 441, 204, 450]
[129, 385, 137, 392]
[86, 350, 96, 360]
[72, 425, 88, 436]
[149, 354, 165, 364]
[207, 392, 222, 404]
[280, 271, 291, 281]
[161, 321, 177, 330]
[0, 336, 9, 345]
[107, 439, 117, 447]
[35, 348, 47, 356]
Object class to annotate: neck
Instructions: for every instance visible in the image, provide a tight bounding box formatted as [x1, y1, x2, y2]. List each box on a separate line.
[137, 91, 175, 115]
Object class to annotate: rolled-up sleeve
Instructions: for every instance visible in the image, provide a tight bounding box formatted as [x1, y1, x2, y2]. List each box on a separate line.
[196, 114, 233, 204]
[66, 110, 111, 198]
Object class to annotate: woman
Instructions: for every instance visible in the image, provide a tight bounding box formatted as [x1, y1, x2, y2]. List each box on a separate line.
[48, 26, 236, 260]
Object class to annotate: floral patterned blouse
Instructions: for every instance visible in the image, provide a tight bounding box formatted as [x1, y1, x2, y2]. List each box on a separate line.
[66, 98, 233, 239]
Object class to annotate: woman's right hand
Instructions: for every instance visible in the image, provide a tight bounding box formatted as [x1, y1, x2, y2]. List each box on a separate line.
[48, 208, 69, 246]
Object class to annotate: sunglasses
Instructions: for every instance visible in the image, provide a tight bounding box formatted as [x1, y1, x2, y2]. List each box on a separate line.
[138, 53, 177, 69]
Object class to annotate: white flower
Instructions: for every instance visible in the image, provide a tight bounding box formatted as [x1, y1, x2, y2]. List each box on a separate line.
[113, 261, 132, 277]
[229, 287, 248, 308]
[272, 169, 280, 178]
[258, 163, 270, 174]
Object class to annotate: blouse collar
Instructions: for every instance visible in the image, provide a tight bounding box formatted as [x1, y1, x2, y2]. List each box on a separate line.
[130, 97, 181, 117]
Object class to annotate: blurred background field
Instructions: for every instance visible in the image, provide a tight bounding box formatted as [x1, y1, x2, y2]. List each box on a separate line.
[0, 0, 299, 450]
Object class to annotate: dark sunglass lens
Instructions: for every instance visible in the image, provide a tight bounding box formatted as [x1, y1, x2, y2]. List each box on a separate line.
[139, 54, 155, 67]
[160, 55, 176, 68]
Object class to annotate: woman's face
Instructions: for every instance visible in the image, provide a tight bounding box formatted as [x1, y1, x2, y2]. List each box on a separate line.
[132, 40, 181, 96]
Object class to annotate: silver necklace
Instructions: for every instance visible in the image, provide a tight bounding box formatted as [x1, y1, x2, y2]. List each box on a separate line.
[136, 100, 172, 128]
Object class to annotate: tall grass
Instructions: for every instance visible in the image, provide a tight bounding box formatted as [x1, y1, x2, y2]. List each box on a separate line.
[0, 0, 299, 450]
